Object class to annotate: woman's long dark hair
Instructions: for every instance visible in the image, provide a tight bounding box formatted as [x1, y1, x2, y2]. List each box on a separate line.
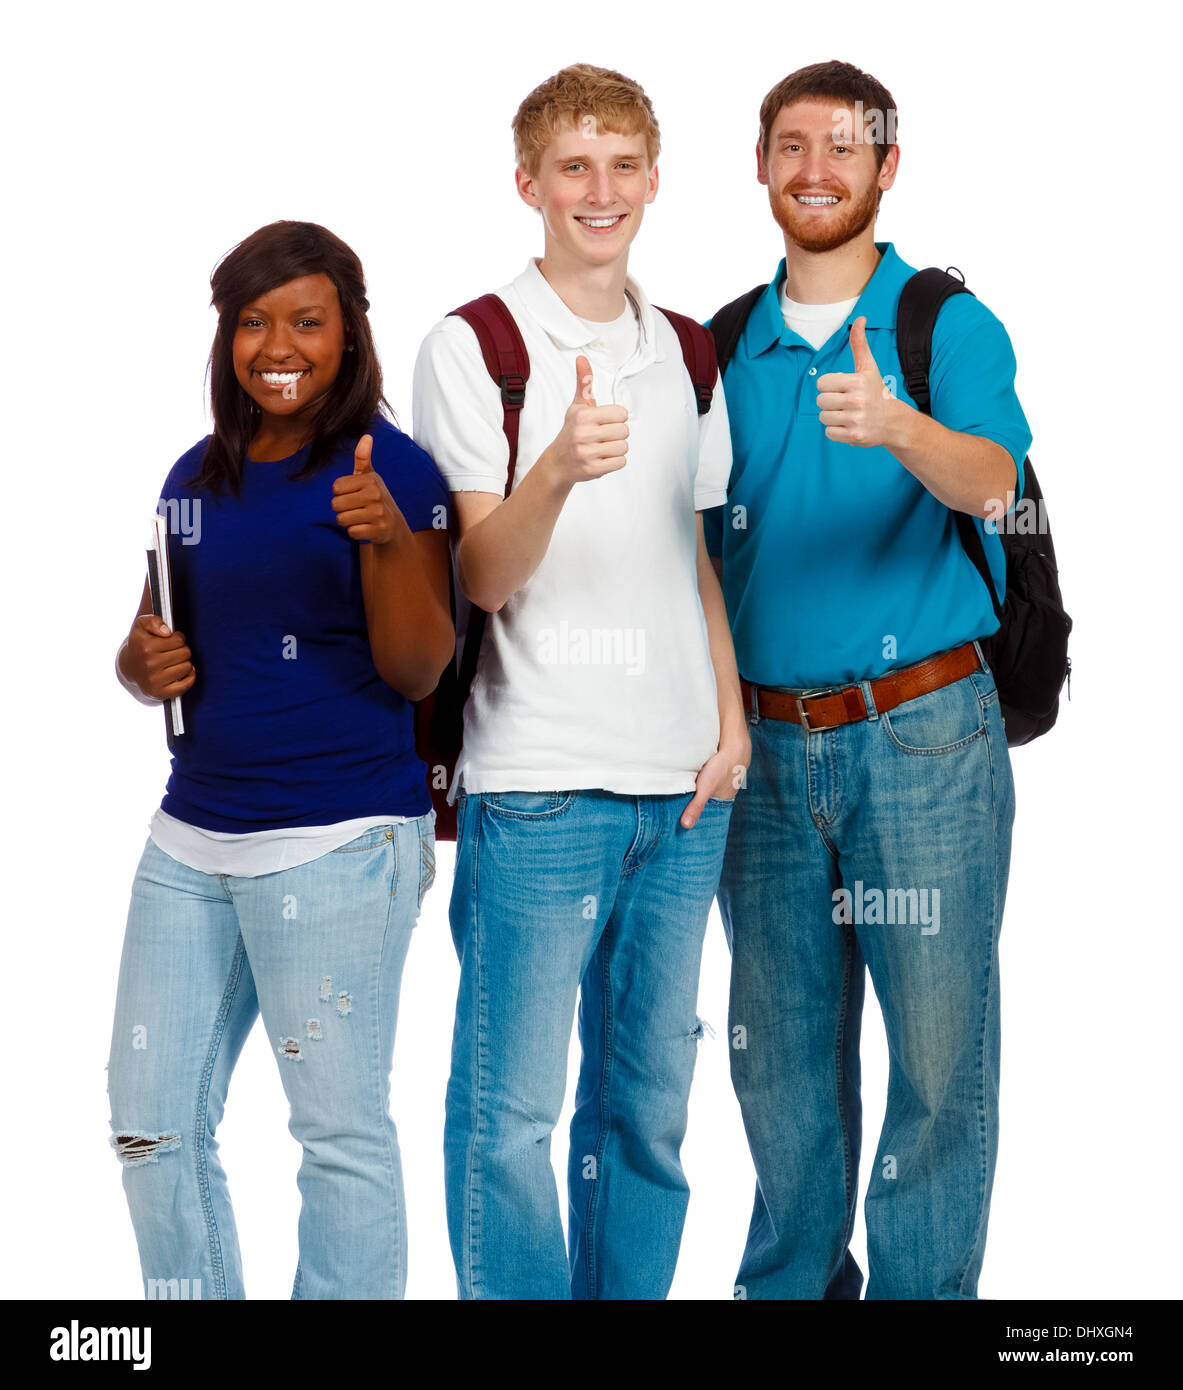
[185, 221, 392, 495]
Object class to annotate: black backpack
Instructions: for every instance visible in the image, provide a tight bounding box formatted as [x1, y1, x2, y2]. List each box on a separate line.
[708, 269, 1071, 746]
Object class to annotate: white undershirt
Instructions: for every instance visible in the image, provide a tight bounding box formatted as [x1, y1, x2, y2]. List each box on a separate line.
[780, 281, 860, 351]
[575, 293, 641, 366]
[148, 807, 408, 877]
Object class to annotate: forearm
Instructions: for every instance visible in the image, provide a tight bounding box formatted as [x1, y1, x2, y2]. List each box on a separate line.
[360, 522, 454, 701]
[883, 400, 1017, 517]
[697, 543, 747, 747]
[457, 447, 573, 611]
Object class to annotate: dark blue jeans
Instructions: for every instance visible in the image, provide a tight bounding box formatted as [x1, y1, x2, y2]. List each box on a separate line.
[717, 651, 1015, 1299]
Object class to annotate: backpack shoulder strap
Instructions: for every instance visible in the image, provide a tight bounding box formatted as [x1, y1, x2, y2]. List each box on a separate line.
[896, 267, 1003, 621]
[895, 267, 973, 414]
[707, 284, 767, 377]
[445, 293, 530, 693]
[654, 306, 718, 415]
[448, 293, 529, 495]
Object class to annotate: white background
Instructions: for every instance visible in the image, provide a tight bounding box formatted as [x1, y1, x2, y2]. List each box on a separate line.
[5, 0, 1178, 1300]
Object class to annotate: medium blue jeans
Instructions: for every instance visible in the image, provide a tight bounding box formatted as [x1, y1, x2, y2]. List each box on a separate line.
[107, 817, 435, 1300]
[717, 655, 1014, 1299]
[444, 788, 734, 1300]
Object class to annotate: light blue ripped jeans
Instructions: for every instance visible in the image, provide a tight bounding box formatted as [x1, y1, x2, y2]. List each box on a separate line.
[106, 816, 435, 1300]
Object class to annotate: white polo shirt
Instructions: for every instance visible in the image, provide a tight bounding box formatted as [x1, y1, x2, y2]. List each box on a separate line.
[412, 258, 732, 800]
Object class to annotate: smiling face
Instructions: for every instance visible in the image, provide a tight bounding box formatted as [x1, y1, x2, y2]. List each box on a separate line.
[231, 272, 347, 424]
[516, 121, 658, 270]
[757, 98, 898, 253]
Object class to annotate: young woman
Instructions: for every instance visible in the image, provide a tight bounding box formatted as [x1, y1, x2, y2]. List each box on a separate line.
[109, 221, 453, 1300]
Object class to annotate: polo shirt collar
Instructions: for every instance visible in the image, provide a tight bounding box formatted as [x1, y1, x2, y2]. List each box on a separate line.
[745, 241, 906, 356]
[511, 257, 662, 366]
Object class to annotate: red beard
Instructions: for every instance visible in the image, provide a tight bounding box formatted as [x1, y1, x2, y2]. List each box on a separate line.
[770, 180, 879, 253]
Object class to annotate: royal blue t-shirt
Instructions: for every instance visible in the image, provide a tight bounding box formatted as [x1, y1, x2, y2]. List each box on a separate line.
[157, 413, 450, 831]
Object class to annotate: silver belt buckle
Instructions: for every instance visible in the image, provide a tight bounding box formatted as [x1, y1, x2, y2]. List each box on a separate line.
[795, 686, 839, 733]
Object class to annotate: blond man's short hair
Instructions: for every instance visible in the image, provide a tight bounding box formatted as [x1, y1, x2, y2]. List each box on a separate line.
[512, 63, 661, 177]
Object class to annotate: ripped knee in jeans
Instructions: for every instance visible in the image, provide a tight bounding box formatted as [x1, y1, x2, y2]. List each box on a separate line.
[110, 1130, 181, 1166]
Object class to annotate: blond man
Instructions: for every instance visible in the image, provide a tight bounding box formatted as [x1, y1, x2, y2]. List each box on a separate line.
[413, 64, 748, 1300]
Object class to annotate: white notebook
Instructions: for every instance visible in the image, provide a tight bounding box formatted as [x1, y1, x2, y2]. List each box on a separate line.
[147, 513, 185, 738]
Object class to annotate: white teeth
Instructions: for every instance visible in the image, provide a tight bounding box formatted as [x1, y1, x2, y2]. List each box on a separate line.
[578, 217, 621, 227]
[260, 370, 306, 383]
[796, 196, 839, 205]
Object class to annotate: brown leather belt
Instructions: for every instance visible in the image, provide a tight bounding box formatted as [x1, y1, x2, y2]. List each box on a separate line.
[741, 642, 982, 732]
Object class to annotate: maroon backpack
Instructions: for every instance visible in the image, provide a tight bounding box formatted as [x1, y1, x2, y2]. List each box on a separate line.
[415, 294, 718, 839]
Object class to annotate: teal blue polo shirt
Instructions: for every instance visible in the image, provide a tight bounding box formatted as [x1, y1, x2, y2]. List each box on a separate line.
[703, 242, 1031, 690]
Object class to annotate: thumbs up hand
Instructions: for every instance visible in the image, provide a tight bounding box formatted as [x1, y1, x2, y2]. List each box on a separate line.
[816, 316, 902, 448]
[854, 315, 885, 373]
[574, 354, 596, 407]
[545, 354, 630, 484]
[332, 433, 405, 542]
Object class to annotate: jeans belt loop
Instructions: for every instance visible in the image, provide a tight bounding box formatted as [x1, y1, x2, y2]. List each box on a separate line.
[860, 678, 879, 721]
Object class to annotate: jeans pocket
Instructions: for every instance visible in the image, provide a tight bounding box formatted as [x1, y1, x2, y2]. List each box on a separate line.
[881, 677, 986, 755]
[482, 790, 578, 820]
[417, 818, 436, 910]
[331, 825, 395, 853]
